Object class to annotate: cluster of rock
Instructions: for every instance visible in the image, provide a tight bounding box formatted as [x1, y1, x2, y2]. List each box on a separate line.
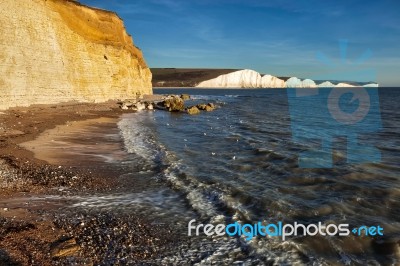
[156, 94, 216, 115]
[158, 96, 185, 112]
[186, 103, 216, 115]
[196, 69, 379, 88]
[118, 94, 216, 115]
[118, 99, 154, 111]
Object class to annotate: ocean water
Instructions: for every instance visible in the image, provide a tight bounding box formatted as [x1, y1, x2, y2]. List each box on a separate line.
[107, 88, 399, 265]
[23, 88, 400, 265]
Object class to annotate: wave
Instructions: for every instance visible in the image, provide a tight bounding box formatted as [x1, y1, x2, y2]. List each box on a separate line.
[118, 113, 160, 162]
[116, 111, 317, 264]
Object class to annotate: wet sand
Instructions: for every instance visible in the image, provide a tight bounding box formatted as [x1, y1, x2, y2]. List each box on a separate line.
[20, 117, 122, 166]
[0, 99, 182, 265]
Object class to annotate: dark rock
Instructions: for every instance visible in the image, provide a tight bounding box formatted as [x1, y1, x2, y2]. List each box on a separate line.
[0, 249, 19, 266]
[119, 100, 137, 110]
[186, 106, 200, 115]
[160, 96, 184, 112]
[146, 103, 154, 110]
[197, 103, 215, 111]
[205, 104, 215, 112]
[50, 237, 80, 258]
[120, 104, 129, 110]
[372, 237, 400, 255]
[132, 102, 146, 111]
[180, 94, 191, 101]
[196, 104, 207, 110]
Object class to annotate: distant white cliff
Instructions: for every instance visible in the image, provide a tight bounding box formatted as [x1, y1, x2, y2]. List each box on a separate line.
[196, 69, 285, 88]
[318, 81, 335, 87]
[261, 74, 286, 88]
[362, 83, 379, 87]
[335, 83, 355, 87]
[285, 77, 302, 88]
[195, 69, 378, 88]
[285, 77, 317, 88]
[196, 69, 262, 88]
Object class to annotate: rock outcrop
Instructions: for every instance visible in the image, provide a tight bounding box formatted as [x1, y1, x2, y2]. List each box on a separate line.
[148, 94, 217, 114]
[157, 96, 185, 112]
[0, 0, 152, 110]
[186, 106, 200, 115]
[180, 94, 191, 101]
[197, 103, 215, 112]
[195, 69, 378, 88]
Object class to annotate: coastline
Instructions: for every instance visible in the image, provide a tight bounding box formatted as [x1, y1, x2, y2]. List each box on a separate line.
[0, 101, 123, 194]
[0, 99, 181, 265]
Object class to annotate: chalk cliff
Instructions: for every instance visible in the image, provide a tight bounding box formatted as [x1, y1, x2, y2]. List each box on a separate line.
[318, 81, 335, 87]
[196, 69, 286, 88]
[335, 83, 355, 87]
[0, 0, 152, 109]
[196, 69, 263, 88]
[362, 83, 379, 87]
[195, 69, 378, 88]
[261, 75, 286, 88]
[285, 77, 317, 88]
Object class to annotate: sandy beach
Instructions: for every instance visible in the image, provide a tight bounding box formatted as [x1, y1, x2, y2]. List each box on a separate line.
[0, 98, 183, 265]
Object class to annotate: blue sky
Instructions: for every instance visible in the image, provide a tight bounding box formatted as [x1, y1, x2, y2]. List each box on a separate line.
[80, 0, 400, 86]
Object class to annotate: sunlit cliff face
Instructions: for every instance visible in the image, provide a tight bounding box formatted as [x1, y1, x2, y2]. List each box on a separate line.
[0, 0, 152, 110]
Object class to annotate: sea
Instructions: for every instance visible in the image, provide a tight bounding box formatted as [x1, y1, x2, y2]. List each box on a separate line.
[26, 89, 400, 265]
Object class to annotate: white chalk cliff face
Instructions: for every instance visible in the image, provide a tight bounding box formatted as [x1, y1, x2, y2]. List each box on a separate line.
[335, 83, 355, 87]
[363, 83, 379, 87]
[261, 75, 286, 88]
[196, 69, 286, 88]
[195, 69, 378, 88]
[285, 77, 302, 88]
[302, 79, 317, 88]
[285, 77, 317, 88]
[196, 69, 262, 88]
[318, 81, 335, 87]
